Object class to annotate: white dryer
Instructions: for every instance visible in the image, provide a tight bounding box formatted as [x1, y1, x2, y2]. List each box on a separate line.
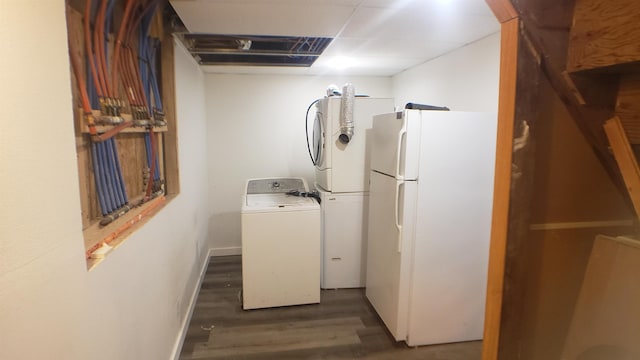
[241, 178, 320, 310]
[312, 96, 394, 193]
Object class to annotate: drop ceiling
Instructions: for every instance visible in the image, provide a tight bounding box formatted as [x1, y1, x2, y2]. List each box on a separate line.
[169, 0, 500, 76]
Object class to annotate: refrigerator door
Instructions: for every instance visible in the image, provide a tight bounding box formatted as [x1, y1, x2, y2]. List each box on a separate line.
[370, 110, 422, 180]
[406, 111, 497, 346]
[366, 170, 417, 341]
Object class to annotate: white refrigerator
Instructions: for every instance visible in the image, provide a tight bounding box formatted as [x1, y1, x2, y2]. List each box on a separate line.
[365, 109, 497, 346]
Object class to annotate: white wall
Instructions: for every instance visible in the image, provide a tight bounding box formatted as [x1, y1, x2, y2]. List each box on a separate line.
[205, 75, 392, 253]
[0, 2, 209, 359]
[392, 32, 500, 112]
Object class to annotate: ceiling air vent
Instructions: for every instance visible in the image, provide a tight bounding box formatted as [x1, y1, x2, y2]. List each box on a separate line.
[179, 34, 333, 67]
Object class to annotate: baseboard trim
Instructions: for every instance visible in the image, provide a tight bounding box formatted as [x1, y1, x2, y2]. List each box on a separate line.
[170, 248, 212, 360]
[211, 246, 241, 256]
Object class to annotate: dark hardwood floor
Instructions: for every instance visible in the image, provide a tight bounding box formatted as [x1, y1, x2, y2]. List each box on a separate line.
[179, 256, 481, 360]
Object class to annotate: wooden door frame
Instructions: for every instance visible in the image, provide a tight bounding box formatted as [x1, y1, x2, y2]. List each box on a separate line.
[482, 1, 519, 359]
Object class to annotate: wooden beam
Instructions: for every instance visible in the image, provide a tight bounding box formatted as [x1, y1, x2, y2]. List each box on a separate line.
[482, 17, 519, 360]
[568, 0, 640, 72]
[485, 0, 518, 23]
[616, 74, 640, 144]
[161, 31, 181, 196]
[604, 117, 640, 218]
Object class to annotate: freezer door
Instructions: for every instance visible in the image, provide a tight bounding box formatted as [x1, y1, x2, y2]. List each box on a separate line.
[365, 170, 417, 341]
[370, 110, 422, 180]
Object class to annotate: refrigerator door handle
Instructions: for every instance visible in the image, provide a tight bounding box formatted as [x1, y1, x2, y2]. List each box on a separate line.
[395, 117, 407, 179]
[395, 180, 403, 253]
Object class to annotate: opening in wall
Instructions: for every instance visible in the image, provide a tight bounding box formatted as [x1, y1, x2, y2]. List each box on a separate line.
[65, 0, 180, 269]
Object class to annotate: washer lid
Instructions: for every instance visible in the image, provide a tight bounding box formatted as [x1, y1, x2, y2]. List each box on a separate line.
[244, 194, 319, 211]
[246, 178, 307, 194]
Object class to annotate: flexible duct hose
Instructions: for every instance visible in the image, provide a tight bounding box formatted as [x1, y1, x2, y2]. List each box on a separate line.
[339, 83, 355, 144]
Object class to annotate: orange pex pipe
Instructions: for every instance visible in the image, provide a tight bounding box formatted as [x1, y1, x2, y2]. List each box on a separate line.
[85, 195, 166, 259]
[118, 48, 137, 105]
[84, 0, 105, 97]
[93, 0, 112, 97]
[68, 27, 97, 136]
[124, 5, 150, 111]
[123, 46, 142, 105]
[95, 120, 134, 142]
[112, 0, 135, 98]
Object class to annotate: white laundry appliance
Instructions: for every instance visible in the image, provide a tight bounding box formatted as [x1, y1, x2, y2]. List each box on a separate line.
[241, 178, 320, 310]
[316, 187, 369, 289]
[312, 96, 394, 193]
[366, 109, 497, 346]
[309, 95, 394, 289]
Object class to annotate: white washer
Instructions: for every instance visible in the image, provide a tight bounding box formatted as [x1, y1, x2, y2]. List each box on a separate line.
[241, 178, 321, 310]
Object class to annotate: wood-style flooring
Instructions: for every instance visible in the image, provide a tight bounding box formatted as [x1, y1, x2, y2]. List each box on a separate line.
[179, 256, 481, 360]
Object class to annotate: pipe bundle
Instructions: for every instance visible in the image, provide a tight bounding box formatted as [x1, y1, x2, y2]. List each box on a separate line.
[67, 0, 166, 223]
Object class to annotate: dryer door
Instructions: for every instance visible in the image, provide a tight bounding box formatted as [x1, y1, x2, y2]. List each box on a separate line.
[312, 107, 325, 167]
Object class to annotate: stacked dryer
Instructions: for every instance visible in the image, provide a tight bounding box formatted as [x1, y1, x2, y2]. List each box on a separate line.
[311, 95, 394, 289]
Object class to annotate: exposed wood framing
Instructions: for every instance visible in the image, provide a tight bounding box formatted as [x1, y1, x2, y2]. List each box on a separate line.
[567, 0, 640, 72]
[161, 33, 180, 196]
[512, 0, 630, 209]
[485, 0, 518, 23]
[604, 117, 640, 218]
[484, 1, 640, 359]
[66, 1, 180, 263]
[482, 17, 520, 360]
[495, 22, 542, 360]
[616, 74, 640, 144]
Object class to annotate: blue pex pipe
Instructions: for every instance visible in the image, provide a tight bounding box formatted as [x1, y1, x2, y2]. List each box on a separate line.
[98, 141, 117, 212]
[104, 142, 115, 213]
[106, 138, 125, 208]
[144, 132, 152, 172]
[110, 138, 129, 204]
[149, 39, 163, 111]
[144, 132, 160, 182]
[91, 143, 108, 215]
[154, 138, 160, 181]
[96, 142, 113, 213]
[105, 0, 115, 71]
[86, 57, 99, 109]
[139, 32, 153, 111]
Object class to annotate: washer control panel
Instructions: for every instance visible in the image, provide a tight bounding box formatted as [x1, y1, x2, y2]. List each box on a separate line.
[246, 178, 307, 194]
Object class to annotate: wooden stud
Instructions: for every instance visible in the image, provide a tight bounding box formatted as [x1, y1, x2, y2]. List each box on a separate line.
[161, 32, 180, 196]
[482, 17, 520, 360]
[615, 74, 640, 144]
[560, 71, 586, 106]
[603, 116, 640, 218]
[485, 0, 518, 23]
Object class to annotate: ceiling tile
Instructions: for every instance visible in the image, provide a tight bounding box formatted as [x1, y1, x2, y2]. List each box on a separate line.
[323, 37, 461, 59]
[340, 6, 498, 43]
[361, 0, 494, 16]
[171, 1, 356, 36]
